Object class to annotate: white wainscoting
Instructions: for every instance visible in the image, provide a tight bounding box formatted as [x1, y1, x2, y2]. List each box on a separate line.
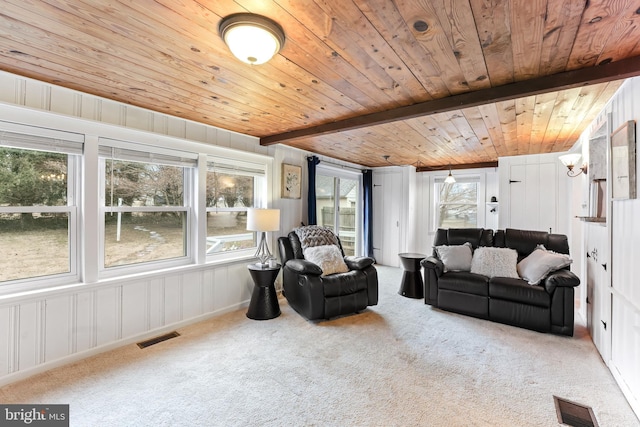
[0, 261, 254, 386]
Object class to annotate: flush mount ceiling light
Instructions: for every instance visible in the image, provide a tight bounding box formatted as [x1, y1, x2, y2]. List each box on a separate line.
[559, 153, 588, 177]
[219, 13, 285, 65]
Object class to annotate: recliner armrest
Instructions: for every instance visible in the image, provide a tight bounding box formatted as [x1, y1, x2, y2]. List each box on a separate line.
[544, 269, 580, 293]
[344, 256, 375, 270]
[420, 256, 444, 276]
[285, 259, 323, 276]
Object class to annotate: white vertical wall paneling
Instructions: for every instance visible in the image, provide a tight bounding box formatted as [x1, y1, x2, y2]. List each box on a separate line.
[0, 307, 11, 375]
[74, 292, 94, 353]
[148, 278, 165, 331]
[96, 287, 121, 346]
[18, 303, 38, 371]
[121, 281, 148, 340]
[608, 77, 640, 418]
[182, 271, 204, 320]
[164, 275, 183, 325]
[44, 296, 72, 363]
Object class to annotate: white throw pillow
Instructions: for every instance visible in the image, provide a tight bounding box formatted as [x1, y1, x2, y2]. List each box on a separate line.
[435, 242, 473, 272]
[470, 247, 519, 278]
[303, 245, 349, 276]
[517, 247, 572, 285]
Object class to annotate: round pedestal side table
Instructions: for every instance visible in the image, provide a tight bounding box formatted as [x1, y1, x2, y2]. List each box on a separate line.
[398, 253, 426, 299]
[246, 263, 281, 320]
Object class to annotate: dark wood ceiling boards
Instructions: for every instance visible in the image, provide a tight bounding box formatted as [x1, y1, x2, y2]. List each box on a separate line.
[1, 1, 639, 168]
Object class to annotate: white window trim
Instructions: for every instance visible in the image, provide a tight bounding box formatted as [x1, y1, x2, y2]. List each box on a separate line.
[432, 173, 486, 231]
[97, 141, 195, 277]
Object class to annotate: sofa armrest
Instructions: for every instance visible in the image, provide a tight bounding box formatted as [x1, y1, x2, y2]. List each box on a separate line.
[285, 259, 323, 276]
[344, 256, 375, 270]
[544, 269, 580, 294]
[420, 256, 444, 277]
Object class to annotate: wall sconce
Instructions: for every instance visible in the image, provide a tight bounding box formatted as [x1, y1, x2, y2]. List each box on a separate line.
[219, 13, 285, 65]
[444, 164, 456, 184]
[559, 153, 588, 177]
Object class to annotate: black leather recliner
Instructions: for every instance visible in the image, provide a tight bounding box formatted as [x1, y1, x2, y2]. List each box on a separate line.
[278, 228, 378, 320]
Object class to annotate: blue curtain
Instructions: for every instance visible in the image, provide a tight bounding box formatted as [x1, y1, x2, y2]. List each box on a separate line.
[362, 169, 374, 259]
[306, 155, 321, 225]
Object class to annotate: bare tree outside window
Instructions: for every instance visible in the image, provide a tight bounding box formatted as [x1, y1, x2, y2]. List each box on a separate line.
[438, 182, 478, 228]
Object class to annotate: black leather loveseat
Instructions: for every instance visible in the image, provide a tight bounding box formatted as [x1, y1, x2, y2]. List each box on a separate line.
[421, 228, 580, 336]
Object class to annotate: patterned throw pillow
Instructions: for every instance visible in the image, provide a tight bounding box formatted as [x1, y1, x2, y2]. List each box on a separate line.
[303, 245, 349, 276]
[470, 247, 519, 278]
[294, 225, 340, 250]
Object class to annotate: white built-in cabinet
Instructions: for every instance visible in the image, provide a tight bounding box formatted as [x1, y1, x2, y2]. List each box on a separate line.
[585, 222, 611, 360]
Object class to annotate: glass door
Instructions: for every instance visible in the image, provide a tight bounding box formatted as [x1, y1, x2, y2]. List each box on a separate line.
[315, 169, 360, 256]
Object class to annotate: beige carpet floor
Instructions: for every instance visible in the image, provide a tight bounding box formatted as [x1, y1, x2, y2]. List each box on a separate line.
[1, 265, 638, 427]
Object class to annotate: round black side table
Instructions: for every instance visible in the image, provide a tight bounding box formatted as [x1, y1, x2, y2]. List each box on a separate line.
[247, 263, 281, 320]
[398, 253, 426, 299]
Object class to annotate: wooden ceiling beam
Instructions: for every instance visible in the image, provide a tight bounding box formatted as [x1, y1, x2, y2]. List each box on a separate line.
[261, 55, 640, 146]
[416, 161, 498, 172]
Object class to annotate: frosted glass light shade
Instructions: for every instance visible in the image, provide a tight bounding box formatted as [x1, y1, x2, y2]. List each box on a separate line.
[444, 171, 456, 184]
[247, 208, 280, 232]
[219, 14, 285, 65]
[559, 153, 582, 169]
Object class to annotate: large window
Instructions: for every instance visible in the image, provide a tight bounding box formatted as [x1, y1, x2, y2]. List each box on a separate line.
[206, 158, 266, 254]
[435, 177, 480, 229]
[0, 128, 81, 284]
[99, 142, 196, 270]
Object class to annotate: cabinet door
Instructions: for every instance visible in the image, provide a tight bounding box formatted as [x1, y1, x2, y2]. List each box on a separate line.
[508, 162, 558, 232]
[372, 171, 402, 267]
[586, 224, 611, 360]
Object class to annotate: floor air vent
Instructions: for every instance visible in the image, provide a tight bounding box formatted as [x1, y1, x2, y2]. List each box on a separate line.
[554, 396, 599, 427]
[136, 331, 180, 349]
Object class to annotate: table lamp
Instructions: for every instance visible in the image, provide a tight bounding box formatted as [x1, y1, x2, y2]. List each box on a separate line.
[247, 208, 280, 266]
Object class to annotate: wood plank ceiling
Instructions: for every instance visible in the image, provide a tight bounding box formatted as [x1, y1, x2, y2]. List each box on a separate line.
[1, 0, 640, 168]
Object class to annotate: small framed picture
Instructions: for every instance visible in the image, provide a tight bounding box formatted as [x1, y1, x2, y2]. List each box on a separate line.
[281, 163, 302, 199]
[611, 120, 636, 200]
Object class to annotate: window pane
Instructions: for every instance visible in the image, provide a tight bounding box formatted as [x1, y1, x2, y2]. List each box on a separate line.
[104, 212, 186, 268]
[439, 182, 478, 203]
[0, 147, 68, 206]
[206, 212, 255, 253]
[105, 160, 184, 207]
[206, 172, 254, 208]
[438, 204, 478, 228]
[0, 212, 69, 282]
[316, 175, 336, 232]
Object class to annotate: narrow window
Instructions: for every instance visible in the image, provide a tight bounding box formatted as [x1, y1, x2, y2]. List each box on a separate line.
[205, 158, 266, 255]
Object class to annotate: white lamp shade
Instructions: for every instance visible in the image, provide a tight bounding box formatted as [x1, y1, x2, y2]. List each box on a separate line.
[559, 153, 582, 168]
[247, 208, 280, 232]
